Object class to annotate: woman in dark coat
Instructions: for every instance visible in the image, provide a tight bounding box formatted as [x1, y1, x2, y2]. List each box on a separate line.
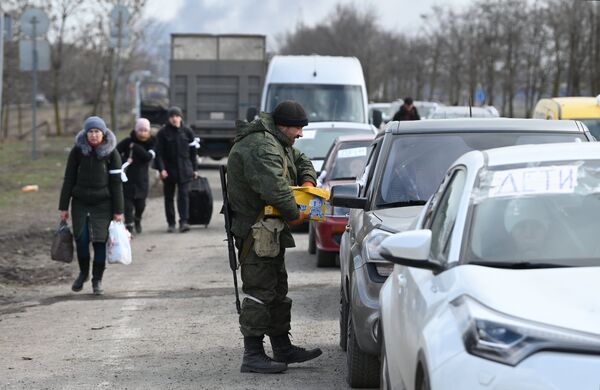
[59, 116, 124, 295]
[116, 118, 157, 234]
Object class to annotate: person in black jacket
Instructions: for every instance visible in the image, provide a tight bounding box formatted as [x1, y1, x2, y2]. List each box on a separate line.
[392, 97, 421, 121]
[155, 107, 199, 233]
[116, 118, 157, 235]
[59, 116, 124, 295]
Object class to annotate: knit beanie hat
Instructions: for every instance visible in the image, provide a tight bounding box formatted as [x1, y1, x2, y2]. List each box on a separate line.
[272, 101, 308, 127]
[168, 106, 183, 118]
[84, 116, 108, 135]
[135, 118, 151, 132]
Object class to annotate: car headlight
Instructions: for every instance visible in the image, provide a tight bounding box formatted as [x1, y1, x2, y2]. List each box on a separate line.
[363, 229, 393, 261]
[451, 295, 600, 366]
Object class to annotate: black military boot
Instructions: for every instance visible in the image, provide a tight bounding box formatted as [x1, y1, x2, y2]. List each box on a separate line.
[241, 336, 287, 374]
[135, 218, 143, 234]
[270, 334, 323, 364]
[72, 257, 90, 292]
[91, 262, 105, 296]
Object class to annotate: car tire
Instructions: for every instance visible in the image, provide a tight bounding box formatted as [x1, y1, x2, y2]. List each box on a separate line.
[415, 363, 431, 390]
[339, 285, 348, 351]
[308, 223, 316, 255]
[346, 314, 379, 388]
[380, 330, 391, 390]
[316, 248, 336, 267]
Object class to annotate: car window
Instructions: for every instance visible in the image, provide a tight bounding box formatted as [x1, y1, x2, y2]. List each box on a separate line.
[429, 169, 467, 261]
[376, 132, 586, 208]
[329, 141, 371, 180]
[358, 141, 381, 198]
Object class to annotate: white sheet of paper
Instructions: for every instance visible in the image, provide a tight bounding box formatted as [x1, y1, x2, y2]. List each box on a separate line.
[302, 130, 316, 139]
[489, 165, 578, 198]
[312, 160, 324, 172]
[338, 147, 367, 159]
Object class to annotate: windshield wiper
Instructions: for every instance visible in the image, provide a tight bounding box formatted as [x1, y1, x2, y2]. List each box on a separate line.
[381, 200, 427, 208]
[470, 261, 572, 269]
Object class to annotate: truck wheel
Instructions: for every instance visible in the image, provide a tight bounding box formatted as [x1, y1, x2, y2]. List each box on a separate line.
[316, 249, 336, 267]
[346, 315, 379, 388]
[339, 285, 348, 351]
[308, 223, 316, 255]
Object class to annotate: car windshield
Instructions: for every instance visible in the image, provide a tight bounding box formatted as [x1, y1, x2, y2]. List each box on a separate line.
[466, 161, 600, 267]
[266, 84, 365, 123]
[295, 128, 373, 159]
[376, 132, 586, 207]
[328, 141, 372, 180]
[579, 119, 600, 140]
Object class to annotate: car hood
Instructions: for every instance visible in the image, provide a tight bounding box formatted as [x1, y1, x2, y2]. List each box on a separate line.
[451, 265, 600, 335]
[371, 206, 424, 233]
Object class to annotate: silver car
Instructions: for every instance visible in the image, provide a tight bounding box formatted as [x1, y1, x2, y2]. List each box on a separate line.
[331, 118, 594, 388]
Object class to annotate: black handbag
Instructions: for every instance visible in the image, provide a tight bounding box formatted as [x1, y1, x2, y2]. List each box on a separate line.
[51, 221, 74, 263]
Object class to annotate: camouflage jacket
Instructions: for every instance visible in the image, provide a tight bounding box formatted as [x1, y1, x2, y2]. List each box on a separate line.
[227, 113, 317, 248]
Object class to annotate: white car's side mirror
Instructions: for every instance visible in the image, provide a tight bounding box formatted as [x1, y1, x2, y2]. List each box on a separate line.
[380, 230, 442, 272]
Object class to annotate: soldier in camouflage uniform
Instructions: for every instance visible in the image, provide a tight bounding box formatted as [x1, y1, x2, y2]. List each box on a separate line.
[227, 101, 323, 374]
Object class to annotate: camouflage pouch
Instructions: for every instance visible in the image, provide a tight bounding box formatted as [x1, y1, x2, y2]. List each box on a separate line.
[251, 218, 285, 257]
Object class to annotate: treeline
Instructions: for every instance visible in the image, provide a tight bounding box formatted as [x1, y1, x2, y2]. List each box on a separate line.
[280, 0, 600, 118]
[1, 0, 158, 138]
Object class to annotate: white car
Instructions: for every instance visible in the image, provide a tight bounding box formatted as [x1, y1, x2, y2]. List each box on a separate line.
[378, 142, 600, 390]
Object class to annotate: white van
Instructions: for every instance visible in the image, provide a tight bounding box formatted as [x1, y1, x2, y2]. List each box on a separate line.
[259, 55, 369, 124]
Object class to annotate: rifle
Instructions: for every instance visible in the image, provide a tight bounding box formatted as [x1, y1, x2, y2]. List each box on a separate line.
[219, 165, 242, 314]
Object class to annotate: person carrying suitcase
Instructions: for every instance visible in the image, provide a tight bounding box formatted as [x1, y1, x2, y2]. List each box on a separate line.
[155, 107, 199, 233]
[116, 118, 157, 235]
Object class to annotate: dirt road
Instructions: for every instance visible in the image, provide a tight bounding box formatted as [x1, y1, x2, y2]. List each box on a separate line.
[0, 169, 349, 389]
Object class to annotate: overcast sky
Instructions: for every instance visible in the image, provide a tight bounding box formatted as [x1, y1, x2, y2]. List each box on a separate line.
[144, 0, 472, 51]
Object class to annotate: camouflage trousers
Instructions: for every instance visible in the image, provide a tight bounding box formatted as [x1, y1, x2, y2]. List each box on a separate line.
[238, 244, 291, 338]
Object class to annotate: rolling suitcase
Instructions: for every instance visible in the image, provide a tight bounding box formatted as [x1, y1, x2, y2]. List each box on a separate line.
[189, 176, 213, 227]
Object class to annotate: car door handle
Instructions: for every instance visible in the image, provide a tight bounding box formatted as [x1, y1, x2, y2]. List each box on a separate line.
[397, 274, 407, 287]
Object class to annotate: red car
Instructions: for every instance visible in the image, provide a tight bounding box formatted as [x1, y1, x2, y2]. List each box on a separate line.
[308, 135, 375, 267]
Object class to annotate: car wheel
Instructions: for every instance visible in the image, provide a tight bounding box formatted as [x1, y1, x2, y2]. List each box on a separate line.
[339, 285, 348, 351]
[415, 363, 431, 390]
[316, 248, 336, 267]
[380, 330, 391, 390]
[346, 314, 379, 388]
[308, 223, 316, 255]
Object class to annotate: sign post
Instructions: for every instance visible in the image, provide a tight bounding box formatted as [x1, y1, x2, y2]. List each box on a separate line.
[20, 8, 49, 160]
[0, 12, 4, 134]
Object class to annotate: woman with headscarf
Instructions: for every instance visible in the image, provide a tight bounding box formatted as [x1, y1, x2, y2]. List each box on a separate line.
[116, 118, 157, 235]
[59, 116, 124, 295]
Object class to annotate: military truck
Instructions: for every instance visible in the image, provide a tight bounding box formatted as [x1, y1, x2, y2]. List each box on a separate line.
[170, 34, 267, 159]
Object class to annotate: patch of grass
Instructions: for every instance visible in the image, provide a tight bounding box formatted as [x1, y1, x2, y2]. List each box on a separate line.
[0, 136, 74, 234]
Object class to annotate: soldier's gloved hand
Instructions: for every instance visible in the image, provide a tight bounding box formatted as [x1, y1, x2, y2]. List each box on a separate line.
[288, 212, 306, 226]
[301, 181, 315, 187]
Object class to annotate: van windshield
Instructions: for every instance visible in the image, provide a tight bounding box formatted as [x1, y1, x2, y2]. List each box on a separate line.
[266, 84, 365, 123]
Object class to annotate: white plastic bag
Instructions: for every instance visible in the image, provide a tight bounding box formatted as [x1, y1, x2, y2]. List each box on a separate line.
[106, 221, 132, 265]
